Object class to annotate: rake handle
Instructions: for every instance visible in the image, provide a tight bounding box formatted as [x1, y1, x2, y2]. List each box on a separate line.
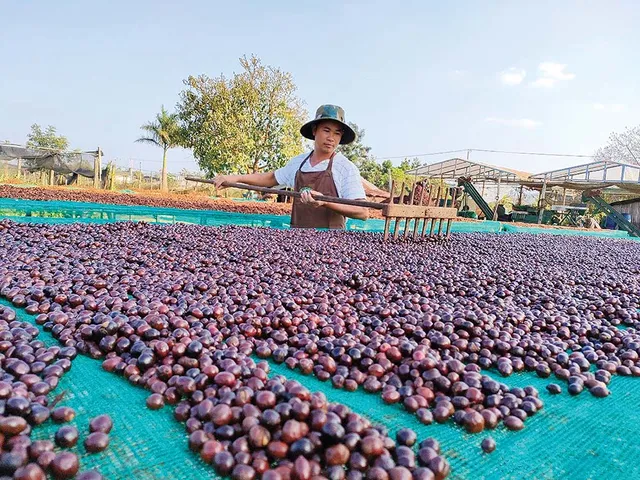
[185, 177, 386, 210]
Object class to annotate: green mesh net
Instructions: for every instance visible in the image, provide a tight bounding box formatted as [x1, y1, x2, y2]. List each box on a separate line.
[1, 299, 218, 480]
[1, 200, 640, 479]
[0, 198, 636, 239]
[4, 301, 640, 479]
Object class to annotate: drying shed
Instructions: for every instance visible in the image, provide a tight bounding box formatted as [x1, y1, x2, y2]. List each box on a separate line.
[610, 197, 640, 229]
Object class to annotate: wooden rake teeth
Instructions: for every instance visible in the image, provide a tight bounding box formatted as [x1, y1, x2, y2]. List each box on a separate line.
[382, 182, 462, 242]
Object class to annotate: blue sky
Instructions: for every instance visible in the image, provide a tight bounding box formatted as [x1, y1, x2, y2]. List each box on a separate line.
[1, 0, 638, 175]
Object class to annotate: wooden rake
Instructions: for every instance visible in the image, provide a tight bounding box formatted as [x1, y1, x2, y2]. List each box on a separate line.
[185, 177, 461, 241]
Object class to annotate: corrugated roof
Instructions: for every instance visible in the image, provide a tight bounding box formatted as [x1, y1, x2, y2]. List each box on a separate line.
[405, 158, 532, 183]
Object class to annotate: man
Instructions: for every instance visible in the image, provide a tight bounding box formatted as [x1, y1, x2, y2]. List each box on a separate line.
[213, 104, 369, 228]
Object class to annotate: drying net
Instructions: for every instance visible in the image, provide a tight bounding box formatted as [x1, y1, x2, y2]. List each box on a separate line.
[0, 299, 217, 480]
[0, 197, 635, 239]
[1, 198, 640, 479]
[4, 297, 640, 480]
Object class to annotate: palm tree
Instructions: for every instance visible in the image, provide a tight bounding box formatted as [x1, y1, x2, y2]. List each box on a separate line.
[136, 106, 181, 192]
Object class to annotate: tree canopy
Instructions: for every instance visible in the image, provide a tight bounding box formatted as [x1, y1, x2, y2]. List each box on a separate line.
[26, 124, 69, 151]
[337, 122, 421, 192]
[594, 125, 640, 165]
[177, 55, 307, 177]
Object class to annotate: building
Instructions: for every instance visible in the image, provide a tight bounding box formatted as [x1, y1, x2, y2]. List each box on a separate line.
[611, 197, 640, 229]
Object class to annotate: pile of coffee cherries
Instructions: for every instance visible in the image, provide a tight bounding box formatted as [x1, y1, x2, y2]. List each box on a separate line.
[1, 220, 639, 478]
[0, 304, 109, 479]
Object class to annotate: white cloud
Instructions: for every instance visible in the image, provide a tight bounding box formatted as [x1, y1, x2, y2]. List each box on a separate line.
[448, 69, 466, 79]
[530, 62, 575, 88]
[593, 103, 625, 112]
[485, 117, 542, 129]
[530, 77, 556, 88]
[499, 67, 526, 86]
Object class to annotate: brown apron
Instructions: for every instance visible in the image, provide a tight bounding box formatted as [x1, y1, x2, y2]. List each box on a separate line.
[290, 151, 346, 229]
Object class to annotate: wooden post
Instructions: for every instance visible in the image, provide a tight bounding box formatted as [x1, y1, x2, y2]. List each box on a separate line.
[537, 178, 547, 224]
[562, 188, 567, 206]
[49, 169, 55, 185]
[518, 185, 524, 206]
[16, 159, 22, 179]
[93, 147, 102, 188]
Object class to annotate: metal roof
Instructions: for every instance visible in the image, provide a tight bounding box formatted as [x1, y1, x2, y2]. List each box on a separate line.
[405, 158, 531, 183]
[528, 160, 640, 184]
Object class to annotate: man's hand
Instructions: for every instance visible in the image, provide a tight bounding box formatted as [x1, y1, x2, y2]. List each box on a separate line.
[299, 189, 325, 208]
[212, 175, 235, 189]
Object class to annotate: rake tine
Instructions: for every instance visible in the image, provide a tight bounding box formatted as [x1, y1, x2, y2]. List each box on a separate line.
[383, 217, 391, 241]
[393, 217, 401, 240]
[383, 180, 396, 242]
[444, 187, 460, 239]
[413, 217, 421, 238]
[402, 183, 418, 239]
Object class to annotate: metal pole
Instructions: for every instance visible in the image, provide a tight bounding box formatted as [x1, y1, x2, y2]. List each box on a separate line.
[537, 178, 547, 224]
[492, 177, 501, 220]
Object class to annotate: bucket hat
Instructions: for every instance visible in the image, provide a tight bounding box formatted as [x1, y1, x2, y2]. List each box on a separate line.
[300, 104, 356, 145]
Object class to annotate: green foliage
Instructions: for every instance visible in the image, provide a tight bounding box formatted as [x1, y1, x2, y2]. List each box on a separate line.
[135, 105, 182, 191]
[337, 124, 423, 192]
[338, 123, 371, 164]
[25, 124, 69, 181]
[177, 54, 306, 176]
[26, 124, 69, 151]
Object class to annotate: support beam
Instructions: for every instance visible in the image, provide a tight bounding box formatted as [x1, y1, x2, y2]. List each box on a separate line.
[537, 178, 548, 224]
[517, 185, 524, 206]
[492, 176, 501, 221]
[93, 147, 102, 188]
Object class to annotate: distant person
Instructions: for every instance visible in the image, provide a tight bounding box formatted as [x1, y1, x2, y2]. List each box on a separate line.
[213, 104, 369, 228]
[496, 204, 512, 222]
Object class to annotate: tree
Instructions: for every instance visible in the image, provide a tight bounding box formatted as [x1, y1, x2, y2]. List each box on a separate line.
[594, 125, 640, 165]
[338, 122, 371, 164]
[25, 124, 69, 184]
[178, 55, 307, 177]
[338, 123, 391, 189]
[26, 124, 69, 151]
[135, 106, 182, 192]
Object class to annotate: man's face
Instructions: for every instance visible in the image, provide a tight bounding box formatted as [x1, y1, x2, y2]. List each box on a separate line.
[313, 121, 343, 155]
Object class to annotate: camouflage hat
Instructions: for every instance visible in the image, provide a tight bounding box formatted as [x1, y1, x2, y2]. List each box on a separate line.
[300, 104, 356, 145]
